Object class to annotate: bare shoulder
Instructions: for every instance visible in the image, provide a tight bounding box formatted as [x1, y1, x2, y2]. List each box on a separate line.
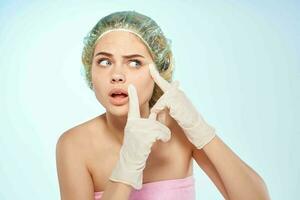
[56, 114, 107, 156]
[55, 116, 104, 199]
[57, 118, 94, 147]
[56, 118, 96, 169]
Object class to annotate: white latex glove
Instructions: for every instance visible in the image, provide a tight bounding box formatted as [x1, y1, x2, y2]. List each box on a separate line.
[109, 84, 171, 190]
[149, 63, 216, 149]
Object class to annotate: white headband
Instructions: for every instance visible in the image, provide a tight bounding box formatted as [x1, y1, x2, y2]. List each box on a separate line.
[94, 28, 153, 56]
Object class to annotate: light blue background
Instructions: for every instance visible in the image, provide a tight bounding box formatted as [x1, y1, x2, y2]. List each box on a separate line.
[0, 0, 299, 199]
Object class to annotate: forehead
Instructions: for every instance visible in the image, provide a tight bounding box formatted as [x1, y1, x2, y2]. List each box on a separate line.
[94, 30, 148, 53]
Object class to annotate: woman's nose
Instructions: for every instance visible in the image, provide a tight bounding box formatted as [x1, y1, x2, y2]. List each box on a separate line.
[111, 73, 126, 83]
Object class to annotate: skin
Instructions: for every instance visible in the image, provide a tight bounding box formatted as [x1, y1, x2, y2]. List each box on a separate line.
[56, 29, 270, 200]
[56, 30, 206, 200]
[149, 64, 271, 200]
[102, 83, 170, 200]
[91, 30, 156, 142]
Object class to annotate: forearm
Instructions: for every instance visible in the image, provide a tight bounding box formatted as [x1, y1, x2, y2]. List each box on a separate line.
[101, 180, 133, 200]
[202, 135, 271, 200]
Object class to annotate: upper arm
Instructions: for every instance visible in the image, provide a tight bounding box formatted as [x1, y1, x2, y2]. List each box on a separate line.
[192, 147, 230, 199]
[56, 130, 94, 200]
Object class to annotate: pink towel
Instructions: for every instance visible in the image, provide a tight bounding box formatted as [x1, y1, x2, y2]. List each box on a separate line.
[94, 175, 195, 200]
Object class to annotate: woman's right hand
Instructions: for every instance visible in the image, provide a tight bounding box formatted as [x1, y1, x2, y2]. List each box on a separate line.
[109, 84, 172, 190]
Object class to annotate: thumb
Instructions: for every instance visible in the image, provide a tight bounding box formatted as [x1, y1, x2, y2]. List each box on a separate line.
[156, 127, 171, 143]
[150, 95, 167, 114]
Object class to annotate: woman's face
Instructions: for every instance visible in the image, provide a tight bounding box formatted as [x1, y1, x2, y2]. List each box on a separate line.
[91, 30, 155, 116]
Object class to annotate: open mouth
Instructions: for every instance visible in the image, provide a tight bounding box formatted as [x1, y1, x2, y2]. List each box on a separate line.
[109, 92, 129, 105]
[111, 93, 128, 98]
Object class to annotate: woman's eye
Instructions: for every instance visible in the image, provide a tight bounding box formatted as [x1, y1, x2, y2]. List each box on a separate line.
[96, 58, 142, 68]
[97, 58, 111, 67]
[129, 59, 142, 68]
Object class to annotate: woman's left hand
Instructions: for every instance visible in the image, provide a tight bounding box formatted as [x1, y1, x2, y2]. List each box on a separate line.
[148, 63, 217, 149]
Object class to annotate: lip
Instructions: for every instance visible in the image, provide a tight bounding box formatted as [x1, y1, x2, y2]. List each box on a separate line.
[108, 88, 129, 106]
[108, 88, 128, 97]
[109, 95, 129, 106]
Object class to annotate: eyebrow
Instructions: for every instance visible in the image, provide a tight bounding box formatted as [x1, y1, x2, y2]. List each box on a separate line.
[94, 51, 145, 59]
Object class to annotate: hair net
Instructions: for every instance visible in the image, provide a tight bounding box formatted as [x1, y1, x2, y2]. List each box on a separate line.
[81, 10, 175, 108]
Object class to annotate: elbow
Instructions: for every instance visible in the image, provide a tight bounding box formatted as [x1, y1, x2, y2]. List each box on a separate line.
[257, 178, 271, 200]
[248, 167, 271, 200]
[254, 171, 271, 200]
[247, 175, 271, 200]
[229, 175, 271, 200]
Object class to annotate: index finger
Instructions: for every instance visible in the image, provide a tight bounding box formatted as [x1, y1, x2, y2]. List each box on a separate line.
[127, 84, 141, 119]
[148, 63, 172, 92]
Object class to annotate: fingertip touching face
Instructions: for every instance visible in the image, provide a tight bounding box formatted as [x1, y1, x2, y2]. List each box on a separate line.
[91, 30, 155, 116]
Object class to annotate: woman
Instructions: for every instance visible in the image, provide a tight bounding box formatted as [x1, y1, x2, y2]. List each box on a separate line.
[56, 10, 270, 200]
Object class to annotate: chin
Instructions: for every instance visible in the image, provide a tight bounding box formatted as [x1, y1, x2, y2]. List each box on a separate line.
[106, 103, 129, 117]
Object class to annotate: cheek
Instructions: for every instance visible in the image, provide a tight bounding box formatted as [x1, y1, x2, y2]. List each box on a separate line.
[91, 69, 110, 105]
[133, 73, 155, 102]
[93, 85, 107, 107]
[142, 80, 154, 96]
